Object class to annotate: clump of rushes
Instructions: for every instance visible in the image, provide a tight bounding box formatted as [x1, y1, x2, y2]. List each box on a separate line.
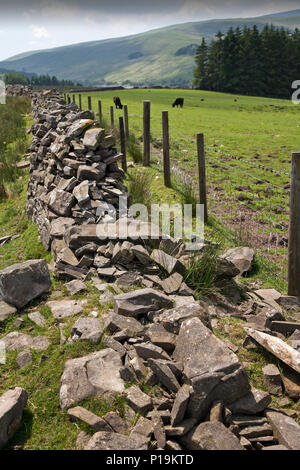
[126, 168, 152, 212]
[184, 246, 219, 298]
[126, 132, 142, 164]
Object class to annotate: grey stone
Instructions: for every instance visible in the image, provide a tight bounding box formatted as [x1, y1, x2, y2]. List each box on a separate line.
[239, 423, 273, 439]
[262, 364, 282, 395]
[131, 416, 153, 439]
[103, 336, 126, 358]
[0, 301, 17, 322]
[60, 348, 125, 409]
[245, 327, 300, 374]
[181, 421, 244, 450]
[102, 411, 129, 434]
[1, 332, 50, 351]
[0, 388, 28, 449]
[83, 128, 105, 150]
[171, 385, 191, 426]
[132, 245, 152, 265]
[85, 431, 148, 450]
[144, 323, 176, 353]
[114, 288, 173, 317]
[73, 180, 90, 205]
[48, 189, 75, 216]
[125, 385, 153, 413]
[165, 440, 183, 450]
[16, 350, 32, 369]
[152, 412, 166, 449]
[65, 279, 86, 295]
[65, 119, 94, 141]
[50, 217, 75, 237]
[56, 246, 79, 267]
[266, 410, 300, 450]
[28, 311, 46, 328]
[281, 368, 300, 399]
[0, 259, 51, 309]
[165, 418, 196, 437]
[173, 317, 250, 420]
[156, 302, 211, 334]
[104, 312, 144, 336]
[161, 273, 183, 294]
[134, 342, 171, 361]
[76, 431, 91, 450]
[77, 165, 104, 182]
[151, 249, 186, 275]
[220, 247, 254, 275]
[229, 388, 272, 415]
[47, 299, 87, 320]
[70, 317, 103, 344]
[67, 406, 112, 431]
[147, 358, 181, 393]
[271, 321, 300, 336]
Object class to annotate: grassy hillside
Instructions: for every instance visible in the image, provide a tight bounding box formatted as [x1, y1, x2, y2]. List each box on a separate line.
[1, 12, 300, 86]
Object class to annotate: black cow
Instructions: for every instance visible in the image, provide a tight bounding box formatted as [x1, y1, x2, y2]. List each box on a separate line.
[113, 96, 123, 109]
[172, 97, 184, 108]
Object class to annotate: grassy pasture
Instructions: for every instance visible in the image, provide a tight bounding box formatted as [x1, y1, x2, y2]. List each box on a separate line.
[73, 88, 298, 286]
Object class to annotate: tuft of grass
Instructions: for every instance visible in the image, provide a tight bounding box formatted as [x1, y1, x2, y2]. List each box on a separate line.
[171, 166, 198, 216]
[184, 246, 219, 298]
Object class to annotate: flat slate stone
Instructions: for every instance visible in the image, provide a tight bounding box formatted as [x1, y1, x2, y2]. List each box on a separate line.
[171, 385, 191, 426]
[262, 364, 282, 395]
[48, 189, 75, 217]
[220, 247, 254, 275]
[147, 358, 181, 393]
[104, 312, 144, 336]
[229, 388, 272, 415]
[47, 299, 88, 321]
[0, 387, 28, 449]
[173, 317, 250, 420]
[16, 350, 32, 369]
[245, 327, 300, 374]
[70, 317, 103, 344]
[125, 385, 153, 413]
[161, 273, 183, 294]
[134, 342, 171, 361]
[28, 311, 46, 328]
[0, 259, 51, 309]
[181, 421, 244, 450]
[114, 288, 173, 317]
[151, 249, 186, 276]
[67, 406, 112, 431]
[266, 410, 300, 450]
[84, 431, 148, 450]
[156, 302, 211, 334]
[1, 332, 50, 351]
[65, 279, 86, 295]
[60, 348, 125, 409]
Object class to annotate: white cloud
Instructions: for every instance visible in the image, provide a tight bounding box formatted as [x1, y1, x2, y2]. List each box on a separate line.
[30, 24, 49, 39]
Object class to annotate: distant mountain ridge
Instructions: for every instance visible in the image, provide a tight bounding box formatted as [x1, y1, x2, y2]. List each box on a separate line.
[1, 9, 300, 87]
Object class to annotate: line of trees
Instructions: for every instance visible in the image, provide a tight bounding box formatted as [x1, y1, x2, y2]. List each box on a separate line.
[193, 24, 300, 98]
[3, 72, 80, 87]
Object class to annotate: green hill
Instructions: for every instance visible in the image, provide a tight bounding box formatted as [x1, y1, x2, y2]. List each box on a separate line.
[1, 10, 300, 86]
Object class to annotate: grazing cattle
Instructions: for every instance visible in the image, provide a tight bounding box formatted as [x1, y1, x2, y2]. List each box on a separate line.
[113, 96, 123, 109]
[172, 98, 184, 108]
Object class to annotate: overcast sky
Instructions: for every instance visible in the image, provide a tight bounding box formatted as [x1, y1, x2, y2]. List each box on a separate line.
[0, 0, 300, 61]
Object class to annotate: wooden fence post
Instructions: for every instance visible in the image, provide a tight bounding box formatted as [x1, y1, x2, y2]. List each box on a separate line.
[67, 95, 71, 104]
[143, 101, 151, 166]
[162, 111, 171, 188]
[110, 106, 114, 128]
[88, 96, 92, 111]
[124, 105, 129, 138]
[197, 133, 208, 223]
[288, 152, 300, 296]
[119, 117, 127, 172]
[72, 94, 75, 104]
[98, 100, 102, 123]
[79, 94, 82, 111]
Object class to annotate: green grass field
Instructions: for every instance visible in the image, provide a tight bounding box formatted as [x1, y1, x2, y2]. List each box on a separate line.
[72, 88, 297, 288]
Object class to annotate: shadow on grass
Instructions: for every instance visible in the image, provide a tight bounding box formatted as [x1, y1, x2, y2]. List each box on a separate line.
[4, 407, 34, 449]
